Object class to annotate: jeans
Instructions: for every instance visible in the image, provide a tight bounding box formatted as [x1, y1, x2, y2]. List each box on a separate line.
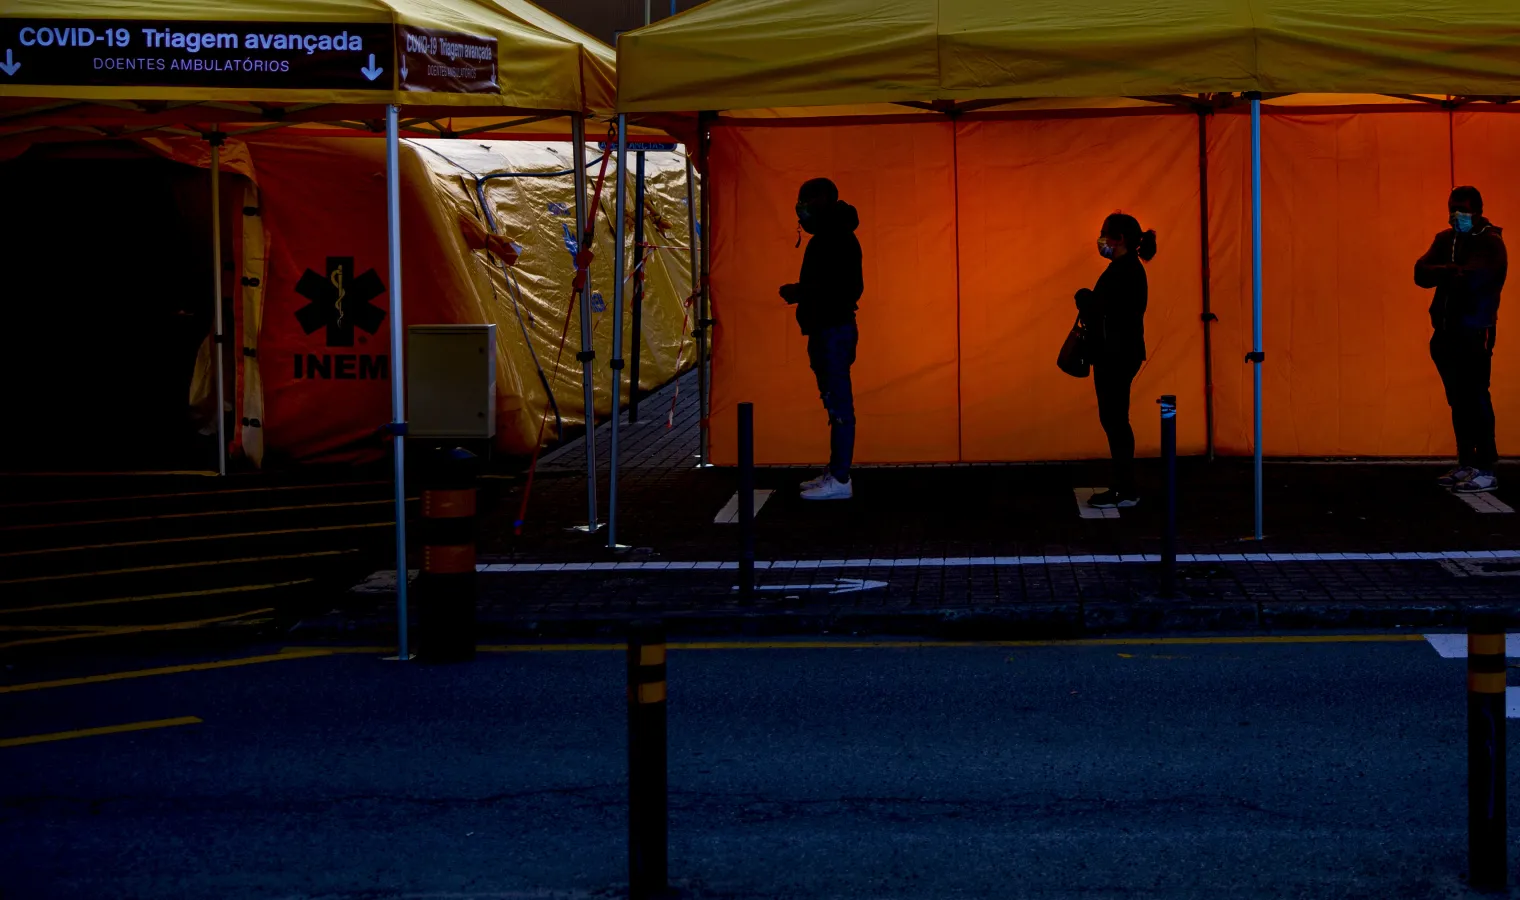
[1431, 327, 1498, 470]
[1093, 358, 1142, 494]
[807, 323, 858, 483]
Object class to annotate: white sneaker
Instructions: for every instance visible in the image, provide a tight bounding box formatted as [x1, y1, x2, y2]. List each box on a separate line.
[1454, 471, 1499, 494]
[800, 470, 830, 491]
[801, 473, 853, 501]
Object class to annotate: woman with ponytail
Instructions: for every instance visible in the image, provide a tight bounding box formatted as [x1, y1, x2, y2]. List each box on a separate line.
[1074, 213, 1156, 508]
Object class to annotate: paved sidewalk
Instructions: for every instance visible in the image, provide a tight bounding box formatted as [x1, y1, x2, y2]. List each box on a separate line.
[297, 371, 1520, 642]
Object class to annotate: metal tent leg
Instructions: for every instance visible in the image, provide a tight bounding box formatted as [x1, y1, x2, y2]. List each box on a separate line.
[684, 156, 702, 455]
[696, 119, 713, 469]
[608, 116, 629, 548]
[1249, 94, 1265, 541]
[385, 105, 411, 660]
[209, 136, 227, 477]
[571, 114, 600, 533]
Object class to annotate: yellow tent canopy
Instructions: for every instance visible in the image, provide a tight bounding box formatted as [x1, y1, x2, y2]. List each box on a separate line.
[0, 0, 665, 155]
[617, 0, 1520, 113]
[0, 0, 612, 114]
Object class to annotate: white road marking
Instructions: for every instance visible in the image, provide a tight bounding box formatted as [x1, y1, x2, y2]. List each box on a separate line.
[714, 490, 775, 524]
[470, 549, 1520, 574]
[1454, 491, 1515, 514]
[1422, 634, 1520, 658]
[1074, 488, 1119, 520]
[1425, 637, 1520, 717]
[730, 578, 888, 595]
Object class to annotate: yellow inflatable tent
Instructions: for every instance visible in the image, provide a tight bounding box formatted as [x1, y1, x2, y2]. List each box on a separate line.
[0, 0, 693, 472]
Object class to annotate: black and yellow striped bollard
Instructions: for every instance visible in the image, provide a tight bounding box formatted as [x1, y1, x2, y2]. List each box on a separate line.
[416, 447, 479, 664]
[627, 620, 668, 899]
[1468, 618, 1508, 892]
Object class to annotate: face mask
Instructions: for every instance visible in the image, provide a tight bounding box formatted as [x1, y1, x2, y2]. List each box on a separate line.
[795, 201, 813, 224]
[1451, 211, 1474, 234]
[1098, 239, 1116, 259]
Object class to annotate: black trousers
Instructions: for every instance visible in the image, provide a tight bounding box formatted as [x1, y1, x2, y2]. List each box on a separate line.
[806, 323, 858, 483]
[1093, 358, 1143, 494]
[1431, 327, 1498, 470]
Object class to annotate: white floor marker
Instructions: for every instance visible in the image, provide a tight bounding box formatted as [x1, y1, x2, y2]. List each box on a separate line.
[468, 549, 1520, 575]
[1074, 488, 1119, 520]
[714, 490, 774, 524]
[1454, 491, 1515, 514]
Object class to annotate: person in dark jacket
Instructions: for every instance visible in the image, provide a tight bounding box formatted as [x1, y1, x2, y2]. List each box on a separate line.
[1416, 185, 1507, 494]
[780, 178, 863, 500]
[1075, 213, 1156, 508]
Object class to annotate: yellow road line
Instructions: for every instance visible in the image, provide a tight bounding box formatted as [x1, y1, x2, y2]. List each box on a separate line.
[0, 650, 334, 694]
[0, 633, 1430, 697]
[0, 550, 358, 586]
[0, 498, 414, 533]
[0, 523, 390, 558]
[0, 608, 276, 650]
[287, 634, 1428, 655]
[0, 581, 313, 616]
[0, 716, 202, 748]
[0, 481, 388, 510]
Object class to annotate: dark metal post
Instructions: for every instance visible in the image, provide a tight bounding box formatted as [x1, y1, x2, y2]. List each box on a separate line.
[629, 152, 647, 423]
[1159, 395, 1177, 597]
[627, 621, 668, 899]
[416, 447, 478, 663]
[1468, 619, 1508, 892]
[738, 402, 755, 600]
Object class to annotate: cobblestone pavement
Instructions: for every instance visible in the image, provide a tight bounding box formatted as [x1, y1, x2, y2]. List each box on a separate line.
[305, 371, 1520, 640]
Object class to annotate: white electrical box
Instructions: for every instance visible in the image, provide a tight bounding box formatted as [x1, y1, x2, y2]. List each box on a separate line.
[407, 324, 497, 439]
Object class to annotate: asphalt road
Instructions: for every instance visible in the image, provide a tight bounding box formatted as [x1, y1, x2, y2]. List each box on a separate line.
[1, 634, 1513, 899]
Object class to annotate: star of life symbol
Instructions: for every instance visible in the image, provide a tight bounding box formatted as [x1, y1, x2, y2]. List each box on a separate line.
[294, 257, 386, 347]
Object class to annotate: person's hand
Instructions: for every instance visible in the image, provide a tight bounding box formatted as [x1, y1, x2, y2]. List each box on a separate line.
[780, 284, 800, 304]
[1075, 288, 1093, 309]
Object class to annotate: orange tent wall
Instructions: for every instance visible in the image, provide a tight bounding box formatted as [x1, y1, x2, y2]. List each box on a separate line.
[707, 121, 962, 467]
[1209, 110, 1520, 458]
[956, 114, 1208, 461]
[707, 109, 1519, 466]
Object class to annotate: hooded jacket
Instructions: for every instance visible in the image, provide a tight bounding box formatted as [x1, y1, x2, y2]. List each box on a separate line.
[1076, 252, 1148, 364]
[789, 200, 863, 336]
[1415, 217, 1507, 331]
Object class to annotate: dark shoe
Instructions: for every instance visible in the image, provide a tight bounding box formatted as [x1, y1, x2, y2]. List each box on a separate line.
[1088, 490, 1140, 509]
[1454, 471, 1499, 494]
[1438, 466, 1476, 488]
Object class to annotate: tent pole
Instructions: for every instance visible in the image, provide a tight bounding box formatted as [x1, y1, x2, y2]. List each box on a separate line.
[571, 114, 600, 532]
[209, 135, 227, 477]
[1197, 108, 1216, 463]
[696, 115, 713, 468]
[628, 150, 646, 424]
[685, 152, 704, 463]
[385, 104, 411, 660]
[1249, 94, 1265, 541]
[608, 116, 629, 549]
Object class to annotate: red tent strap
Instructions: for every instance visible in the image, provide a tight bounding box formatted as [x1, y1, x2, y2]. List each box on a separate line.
[666, 287, 701, 428]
